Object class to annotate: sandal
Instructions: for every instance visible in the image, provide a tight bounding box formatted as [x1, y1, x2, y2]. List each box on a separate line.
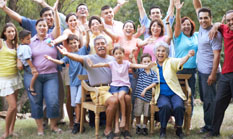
[121, 130, 132, 139]
[114, 132, 121, 139]
[28, 88, 37, 96]
[103, 131, 115, 139]
[51, 128, 62, 134]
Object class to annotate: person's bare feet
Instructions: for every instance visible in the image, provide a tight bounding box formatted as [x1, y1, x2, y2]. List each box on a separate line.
[120, 118, 126, 128]
[9, 132, 19, 137]
[0, 133, 9, 139]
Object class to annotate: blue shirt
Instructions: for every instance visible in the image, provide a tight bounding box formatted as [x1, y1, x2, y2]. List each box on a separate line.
[21, 16, 64, 37]
[61, 46, 90, 86]
[17, 44, 32, 66]
[134, 69, 158, 102]
[173, 32, 198, 68]
[158, 64, 175, 96]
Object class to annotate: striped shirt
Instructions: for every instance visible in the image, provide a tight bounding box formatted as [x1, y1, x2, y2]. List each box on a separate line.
[134, 69, 159, 102]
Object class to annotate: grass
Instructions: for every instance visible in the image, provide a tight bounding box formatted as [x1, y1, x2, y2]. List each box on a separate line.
[1, 104, 233, 139]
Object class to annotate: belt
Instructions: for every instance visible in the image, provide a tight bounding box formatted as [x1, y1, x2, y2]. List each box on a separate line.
[92, 84, 109, 87]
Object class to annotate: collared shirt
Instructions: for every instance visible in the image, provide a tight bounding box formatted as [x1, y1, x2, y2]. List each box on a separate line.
[17, 44, 32, 66]
[219, 24, 233, 74]
[30, 34, 57, 74]
[197, 26, 222, 74]
[134, 68, 158, 103]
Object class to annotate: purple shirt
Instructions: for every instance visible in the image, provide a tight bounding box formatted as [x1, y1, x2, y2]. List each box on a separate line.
[109, 60, 131, 87]
[30, 34, 57, 74]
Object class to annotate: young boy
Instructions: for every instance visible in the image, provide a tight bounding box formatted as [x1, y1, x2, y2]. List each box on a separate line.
[17, 30, 38, 96]
[133, 53, 158, 136]
[45, 34, 90, 134]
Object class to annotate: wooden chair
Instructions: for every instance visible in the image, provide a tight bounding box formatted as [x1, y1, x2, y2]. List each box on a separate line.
[150, 74, 192, 135]
[78, 75, 132, 139]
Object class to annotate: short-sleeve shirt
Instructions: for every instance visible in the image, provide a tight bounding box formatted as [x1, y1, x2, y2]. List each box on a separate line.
[61, 46, 90, 86]
[103, 19, 124, 37]
[197, 26, 222, 74]
[139, 14, 175, 39]
[117, 35, 141, 63]
[21, 16, 64, 37]
[134, 69, 158, 102]
[30, 34, 57, 74]
[173, 32, 198, 68]
[109, 60, 131, 87]
[17, 44, 32, 66]
[219, 24, 233, 74]
[83, 54, 115, 86]
[142, 36, 165, 61]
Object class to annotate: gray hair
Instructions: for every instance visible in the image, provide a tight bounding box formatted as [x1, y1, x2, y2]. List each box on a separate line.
[93, 35, 107, 46]
[154, 41, 170, 55]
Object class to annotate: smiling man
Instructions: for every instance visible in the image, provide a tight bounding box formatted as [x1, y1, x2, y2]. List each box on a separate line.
[193, 0, 223, 134]
[206, 10, 233, 138]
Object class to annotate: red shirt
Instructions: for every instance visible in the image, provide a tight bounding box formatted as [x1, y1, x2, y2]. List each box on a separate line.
[219, 24, 233, 74]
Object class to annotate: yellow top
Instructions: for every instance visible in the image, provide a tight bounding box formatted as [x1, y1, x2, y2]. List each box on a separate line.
[0, 40, 17, 77]
[89, 32, 113, 55]
[152, 58, 186, 104]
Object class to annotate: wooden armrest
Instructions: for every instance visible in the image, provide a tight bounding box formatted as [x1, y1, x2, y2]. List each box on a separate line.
[81, 80, 98, 92]
[78, 75, 88, 81]
[150, 88, 156, 105]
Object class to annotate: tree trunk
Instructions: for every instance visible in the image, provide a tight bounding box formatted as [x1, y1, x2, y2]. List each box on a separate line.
[5, 0, 18, 23]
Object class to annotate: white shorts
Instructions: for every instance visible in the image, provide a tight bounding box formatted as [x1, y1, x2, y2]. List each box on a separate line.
[0, 73, 23, 97]
[70, 85, 82, 107]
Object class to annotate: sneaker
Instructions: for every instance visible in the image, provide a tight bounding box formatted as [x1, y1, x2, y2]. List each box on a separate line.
[176, 127, 184, 139]
[72, 123, 80, 134]
[199, 126, 211, 134]
[141, 127, 148, 136]
[136, 126, 141, 135]
[160, 128, 166, 139]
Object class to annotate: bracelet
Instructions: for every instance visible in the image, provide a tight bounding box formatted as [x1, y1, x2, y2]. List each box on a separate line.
[166, 22, 170, 25]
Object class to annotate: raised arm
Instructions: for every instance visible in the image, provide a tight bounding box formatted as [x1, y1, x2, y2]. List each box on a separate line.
[174, 0, 184, 38]
[57, 45, 84, 63]
[208, 22, 221, 40]
[51, 4, 61, 39]
[87, 58, 109, 68]
[180, 50, 195, 67]
[99, 24, 119, 42]
[0, 0, 22, 23]
[113, 0, 128, 15]
[136, 0, 147, 20]
[167, 0, 175, 17]
[193, 0, 202, 16]
[44, 55, 64, 65]
[32, 0, 52, 9]
[130, 62, 155, 69]
[164, 15, 173, 44]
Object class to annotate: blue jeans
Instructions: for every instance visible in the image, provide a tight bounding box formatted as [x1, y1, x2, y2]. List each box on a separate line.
[157, 94, 184, 128]
[129, 73, 137, 105]
[24, 66, 59, 119]
[198, 71, 219, 130]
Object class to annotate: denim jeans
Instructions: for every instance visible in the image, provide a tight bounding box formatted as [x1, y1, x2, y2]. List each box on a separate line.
[24, 66, 59, 119]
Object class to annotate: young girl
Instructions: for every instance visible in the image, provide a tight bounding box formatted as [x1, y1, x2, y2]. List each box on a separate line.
[0, 23, 23, 139]
[45, 34, 89, 134]
[87, 46, 153, 134]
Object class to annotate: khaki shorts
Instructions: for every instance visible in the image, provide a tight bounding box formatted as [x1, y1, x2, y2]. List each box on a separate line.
[90, 86, 112, 105]
[61, 66, 70, 86]
[134, 98, 150, 117]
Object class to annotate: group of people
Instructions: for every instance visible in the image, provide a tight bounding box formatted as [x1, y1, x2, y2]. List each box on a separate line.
[0, 0, 232, 139]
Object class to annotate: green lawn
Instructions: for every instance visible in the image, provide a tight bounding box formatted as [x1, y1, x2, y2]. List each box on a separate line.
[1, 104, 233, 139]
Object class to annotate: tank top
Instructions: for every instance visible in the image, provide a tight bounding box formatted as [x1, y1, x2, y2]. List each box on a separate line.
[0, 40, 17, 77]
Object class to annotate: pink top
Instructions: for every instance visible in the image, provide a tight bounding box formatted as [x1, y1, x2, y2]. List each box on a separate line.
[109, 60, 131, 87]
[143, 36, 165, 61]
[30, 34, 57, 74]
[117, 35, 141, 63]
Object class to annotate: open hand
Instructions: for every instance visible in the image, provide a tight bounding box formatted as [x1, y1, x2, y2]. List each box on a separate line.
[175, 0, 184, 10]
[57, 45, 68, 55]
[137, 25, 146, 36]
[44, 55, 52, 60]
[0, 0, 6, 8]
[31, 0, 44, 4]
[117, 0, 129, 6]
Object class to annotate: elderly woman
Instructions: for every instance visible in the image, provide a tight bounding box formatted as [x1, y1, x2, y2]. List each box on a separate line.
[152, 41, 194, 138]
[23, 8, 60, 135]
